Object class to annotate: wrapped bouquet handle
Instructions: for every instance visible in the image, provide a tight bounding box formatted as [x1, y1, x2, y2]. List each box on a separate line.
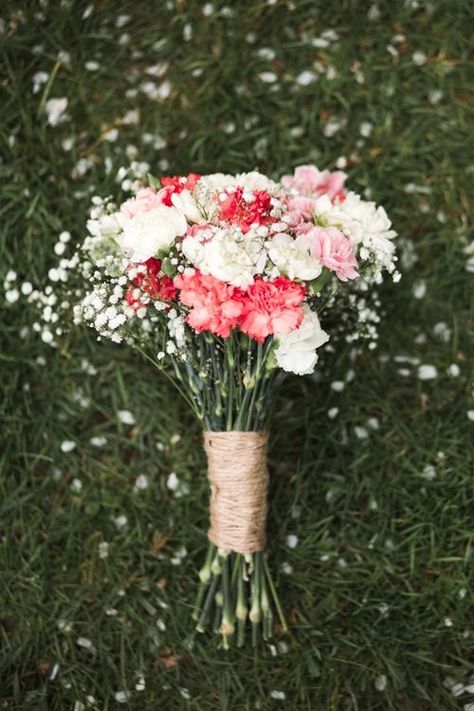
[194, 429, 287, 647]
[205, 431, 268, 553]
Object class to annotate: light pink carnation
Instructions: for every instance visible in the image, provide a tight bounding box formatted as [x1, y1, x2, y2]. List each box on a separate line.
[282, 164, 347, 201]
[287, 196, 317, 222]
[306, 226, 359, 281]
[121, 188, 165, 218]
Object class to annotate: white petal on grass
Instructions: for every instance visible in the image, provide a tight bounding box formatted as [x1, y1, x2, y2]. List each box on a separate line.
[114, 691, 129, 703]
[285, 534, 299, 549]
[417, 365, 438, 381]
[167, 471, 179, 491]
[76, 637, 95, 652]
[118, 410, 135, 425]
[412, 51, 427, 65]
[270, 690, 286, 700]
[90, 436, 107, 447]
[70, 478, 82, 493]
[412, 280, 426, 299]
[375, 674, 387, 691]
[113, 514, 128, 529]
[467, 410, 474, 422]
[45, 97, 68, 126]
[61, 440, 76, 452]
[98, 542, 109, 559]
[295, 70, 316, 86]
[134, 474, 149, 490]
[258, 71, 278, 83]
[420, 464, 436, 481]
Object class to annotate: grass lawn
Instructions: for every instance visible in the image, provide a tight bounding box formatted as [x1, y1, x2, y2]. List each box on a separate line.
[1, 1, 473, 709]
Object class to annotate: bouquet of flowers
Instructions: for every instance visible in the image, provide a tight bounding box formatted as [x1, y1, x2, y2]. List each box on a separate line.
[22, 163, 398, 647]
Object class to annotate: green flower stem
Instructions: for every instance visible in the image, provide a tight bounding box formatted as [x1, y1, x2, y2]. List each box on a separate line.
[196, 570, 221, 634]
[264, 556, 288, 633]
[236, 556, 247, 647]
[192, 543, 216, 621]
[194, 545, 288, 648]
[220, 550, 235, 649]
[250, 552, 262, 646]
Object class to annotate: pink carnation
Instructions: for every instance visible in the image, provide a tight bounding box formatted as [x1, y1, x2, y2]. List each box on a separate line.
[287, 196, 317, 223]
[121, 188, 165, 218]
[282, 164, 347, 201]
[306, 226, 359, 281]
[239, 276, 306, 343]
[174, 270, 244, 338]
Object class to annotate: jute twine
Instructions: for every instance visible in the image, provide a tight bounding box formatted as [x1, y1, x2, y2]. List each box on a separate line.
[203, 431, 269, 554]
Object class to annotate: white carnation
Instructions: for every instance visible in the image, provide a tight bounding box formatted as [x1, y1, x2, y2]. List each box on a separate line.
[199, 173, 237, 191]
[235, 170, 278, 192]
[116, 205, 187, 262]
[275, 306, 329, 375]
[171, 189, 206, 224]
[328, 191, 397, 270]
[267, 233, 322, 281]
[183, 227, 266, 288]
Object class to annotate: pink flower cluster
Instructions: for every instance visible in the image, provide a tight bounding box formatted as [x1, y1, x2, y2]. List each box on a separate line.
[174, 271, 305, 341]
[282, 164, 347, 201]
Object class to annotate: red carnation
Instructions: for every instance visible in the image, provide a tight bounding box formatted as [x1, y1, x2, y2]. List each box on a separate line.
[218, 187, 275, 233]
[238, 276, 306, 342]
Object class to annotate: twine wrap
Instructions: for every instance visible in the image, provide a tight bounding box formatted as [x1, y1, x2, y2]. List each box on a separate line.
[203, 431, 269, 554]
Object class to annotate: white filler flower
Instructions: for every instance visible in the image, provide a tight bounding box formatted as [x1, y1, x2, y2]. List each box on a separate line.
[275, 306, 329, 375]
[116, 205, 187, 262]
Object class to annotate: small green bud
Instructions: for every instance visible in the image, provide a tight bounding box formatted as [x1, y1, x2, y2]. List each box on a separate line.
[249, 605, 261, 623]
[243, 373, 255, 390]
[199, 566, 211, 584]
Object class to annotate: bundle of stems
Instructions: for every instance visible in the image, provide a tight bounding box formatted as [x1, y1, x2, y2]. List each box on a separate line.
[142, 332, 288, 646]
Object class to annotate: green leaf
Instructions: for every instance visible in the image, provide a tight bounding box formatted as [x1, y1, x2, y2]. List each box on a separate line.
[147, 172, 161, 189]
[161, 258, 177, 277]
[308, 269, 332, 295]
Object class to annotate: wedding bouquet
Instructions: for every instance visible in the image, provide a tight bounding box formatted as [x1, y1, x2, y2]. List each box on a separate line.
[20, 163, 398, 647]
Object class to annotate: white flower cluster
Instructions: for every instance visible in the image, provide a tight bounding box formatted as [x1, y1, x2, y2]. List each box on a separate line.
[314, 191, 399, 283]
